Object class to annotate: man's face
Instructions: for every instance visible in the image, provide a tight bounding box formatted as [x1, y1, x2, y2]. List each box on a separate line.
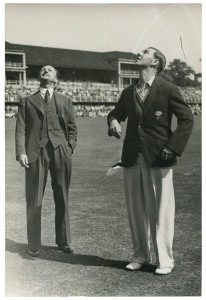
[39, 65, 57, 84]
[136, 48, 156, 68]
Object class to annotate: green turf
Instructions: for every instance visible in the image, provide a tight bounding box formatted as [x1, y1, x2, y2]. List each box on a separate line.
[5, 116, 201, 296]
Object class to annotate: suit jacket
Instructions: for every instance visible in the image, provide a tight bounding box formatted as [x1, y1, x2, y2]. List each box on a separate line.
[107, 76, 194, 167]
[15, 91, 77, 164]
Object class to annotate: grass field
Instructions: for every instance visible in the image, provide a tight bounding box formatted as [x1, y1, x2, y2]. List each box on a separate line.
[5, 116, 201, 296]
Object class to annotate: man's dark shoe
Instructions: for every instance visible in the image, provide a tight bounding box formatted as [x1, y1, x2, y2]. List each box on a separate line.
[58, 245, 73, 253]
[28, 250, 40, 257]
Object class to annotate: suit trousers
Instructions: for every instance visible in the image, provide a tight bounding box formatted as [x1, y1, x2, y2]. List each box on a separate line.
[123, 153, 175, 268]
[25, 141, 72, 251]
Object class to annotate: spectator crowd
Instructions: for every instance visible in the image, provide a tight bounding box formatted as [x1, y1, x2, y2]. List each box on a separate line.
[5, 85, 202, 118]
[179, 87, 202, 104]
[5, 85, 121, 103]
[5, 104, 115, 118]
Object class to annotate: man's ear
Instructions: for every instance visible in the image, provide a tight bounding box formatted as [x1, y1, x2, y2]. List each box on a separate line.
[151, 58, 159, 67]
[54, 78, 58, 88]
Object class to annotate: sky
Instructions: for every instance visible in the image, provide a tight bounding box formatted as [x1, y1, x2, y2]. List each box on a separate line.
[4, 2, 202, 73]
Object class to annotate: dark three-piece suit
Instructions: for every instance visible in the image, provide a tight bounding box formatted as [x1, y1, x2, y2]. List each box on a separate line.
[15, 90, 77, 251]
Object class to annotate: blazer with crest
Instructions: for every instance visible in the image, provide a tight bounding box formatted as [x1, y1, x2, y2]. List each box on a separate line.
[15, 91, 77, 164]
[107, 76, 194, 167]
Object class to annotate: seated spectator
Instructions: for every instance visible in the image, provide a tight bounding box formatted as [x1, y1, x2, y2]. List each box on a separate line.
[5, 83, 201, 117]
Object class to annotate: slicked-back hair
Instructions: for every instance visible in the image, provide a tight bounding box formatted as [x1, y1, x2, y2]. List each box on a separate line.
[148, 47, 166, 73]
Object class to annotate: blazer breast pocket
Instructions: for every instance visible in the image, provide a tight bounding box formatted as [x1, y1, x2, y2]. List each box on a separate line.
[145, 106, 168, 124]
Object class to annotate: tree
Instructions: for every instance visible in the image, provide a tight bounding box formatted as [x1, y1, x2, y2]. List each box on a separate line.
[158, 72, 174, 83]
[161, 59, 195, 87]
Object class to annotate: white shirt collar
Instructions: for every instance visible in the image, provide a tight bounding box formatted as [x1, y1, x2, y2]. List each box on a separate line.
[137, 76, 156, 87]
[147, 76, 156, 87]
[40, 87, 54, 99]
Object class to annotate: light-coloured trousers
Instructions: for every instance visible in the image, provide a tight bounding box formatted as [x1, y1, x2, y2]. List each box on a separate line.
[123, 153, 175, 268]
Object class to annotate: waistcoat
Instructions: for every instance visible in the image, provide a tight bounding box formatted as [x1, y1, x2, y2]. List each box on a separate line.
[40, 94, 67, 149]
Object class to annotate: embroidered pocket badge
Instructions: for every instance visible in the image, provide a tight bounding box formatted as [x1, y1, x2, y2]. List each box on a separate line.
[155, 111, 163, 120]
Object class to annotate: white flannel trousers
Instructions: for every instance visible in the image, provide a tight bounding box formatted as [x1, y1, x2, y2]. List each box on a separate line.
[123, 153, 175, 268]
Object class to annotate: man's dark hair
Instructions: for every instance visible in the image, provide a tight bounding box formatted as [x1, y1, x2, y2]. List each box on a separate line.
[148, 47, 166, 73]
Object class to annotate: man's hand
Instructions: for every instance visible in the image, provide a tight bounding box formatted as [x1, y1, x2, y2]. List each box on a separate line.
[109, 120, 122, 139]
[161, 147, 175, 160]
[19, 154, 29, 168]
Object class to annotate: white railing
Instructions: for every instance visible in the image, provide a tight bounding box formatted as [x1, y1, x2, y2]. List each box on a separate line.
[120, 70, 139, 75]
[5, 94, 19, 102]
[5, 62, 24, 68]
[71, 95, 119, 102]
[6, 80, 119, 91]
[5, 93, 119, 103]
[58, 81, 118, 90]
[6, 80, 20, 85]
[26, 81, 40, 88]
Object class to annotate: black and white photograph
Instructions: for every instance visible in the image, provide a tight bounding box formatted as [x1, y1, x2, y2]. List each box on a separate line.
[2, 1, 203, 297]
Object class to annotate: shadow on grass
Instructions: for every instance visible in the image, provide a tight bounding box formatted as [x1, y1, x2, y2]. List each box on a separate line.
[6, 238, 156, 273]
[5, 238, 126, 269]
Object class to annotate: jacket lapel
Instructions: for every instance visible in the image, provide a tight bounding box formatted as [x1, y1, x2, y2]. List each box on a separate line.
[53, 91, 67, 136]
[127, 79, 143, 118]
[28, 92, 44, 115]
[132, 83, 144, 117]
[53, 91, 63, 117]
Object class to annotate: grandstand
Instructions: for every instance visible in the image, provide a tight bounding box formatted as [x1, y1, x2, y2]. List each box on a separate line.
[5, 41, 202, 117]
[5, 41, 139, 91]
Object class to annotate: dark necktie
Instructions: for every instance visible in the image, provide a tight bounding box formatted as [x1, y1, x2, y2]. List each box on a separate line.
[136, 83, 148, 102]
[45, 90, 50, 103]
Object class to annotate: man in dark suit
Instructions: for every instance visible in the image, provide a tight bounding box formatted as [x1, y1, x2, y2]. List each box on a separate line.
[107, 47, 194, 275]
[15, 65, 77, 257]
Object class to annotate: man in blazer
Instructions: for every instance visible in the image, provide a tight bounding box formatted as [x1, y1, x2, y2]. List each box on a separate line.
[15, 65, 77, 257]
[107, 47, 194, 275]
